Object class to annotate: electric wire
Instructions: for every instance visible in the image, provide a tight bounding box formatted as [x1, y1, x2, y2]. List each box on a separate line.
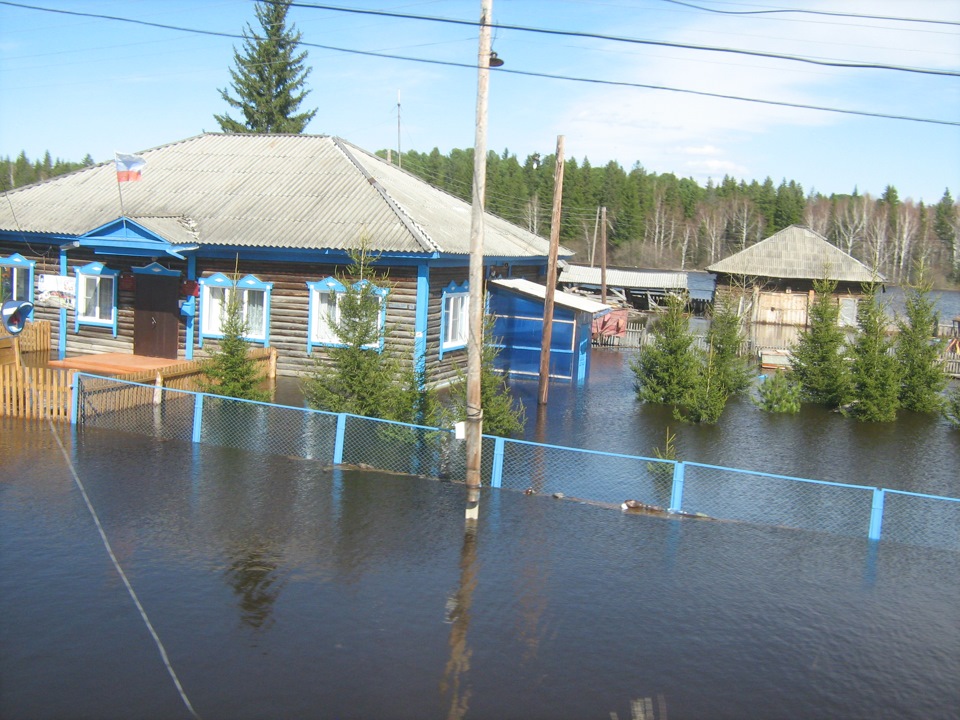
[278, 1, 960, 77]
[660, 0, 960, 27]
[1, 1, 956, 127]
[2, 175, 202, 717]
[46, 420, 203, 719]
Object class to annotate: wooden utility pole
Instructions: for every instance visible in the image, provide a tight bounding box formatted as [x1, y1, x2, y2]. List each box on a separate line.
[465, 0, 495, 489]
[600, 206, 608, 304]
[537, 135, 565, 407]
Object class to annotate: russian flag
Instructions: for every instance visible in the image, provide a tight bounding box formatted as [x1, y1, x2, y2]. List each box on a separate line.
[115, 152, 146, 182]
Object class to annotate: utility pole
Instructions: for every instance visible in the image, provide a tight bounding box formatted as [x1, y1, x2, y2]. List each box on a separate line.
[397, 90, 402, 169]
[537, 135, 565, 407]
[600, 206, 608, 304]
[465, 0, 495, 490]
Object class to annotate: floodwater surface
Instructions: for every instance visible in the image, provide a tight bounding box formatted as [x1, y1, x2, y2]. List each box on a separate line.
[2, 418, 959, 720]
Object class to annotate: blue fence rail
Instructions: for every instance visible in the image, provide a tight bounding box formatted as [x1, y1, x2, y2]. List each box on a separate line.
[72, 373, 960, 552]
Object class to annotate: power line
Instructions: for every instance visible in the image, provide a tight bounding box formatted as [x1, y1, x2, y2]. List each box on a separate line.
[3, 0, 956, 78]
[278, 1, 959, 77]
[1, 1, 957, 128]
[660, 0, 960, 27]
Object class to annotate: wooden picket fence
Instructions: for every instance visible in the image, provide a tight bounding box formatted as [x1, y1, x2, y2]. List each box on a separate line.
[0, 364, 75, 421]
[0, 346, 277, 421]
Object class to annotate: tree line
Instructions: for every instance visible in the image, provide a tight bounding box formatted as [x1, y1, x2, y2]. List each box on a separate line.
[393, 147, 960, 287]
[1, 151, 93, 191]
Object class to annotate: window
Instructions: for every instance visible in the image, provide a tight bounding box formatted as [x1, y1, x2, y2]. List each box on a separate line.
[441, 281, 469, 356]
[306, 277, 388, 352]
[0, 253, 34, 303]
[307, 277, 346, 349]
[74, 262, 119, 334]
[199, 273, 272, 343]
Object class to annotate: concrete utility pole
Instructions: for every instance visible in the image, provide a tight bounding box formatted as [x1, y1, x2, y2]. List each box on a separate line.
[537, 135, 565, 407]
[465, 0, 495, 490]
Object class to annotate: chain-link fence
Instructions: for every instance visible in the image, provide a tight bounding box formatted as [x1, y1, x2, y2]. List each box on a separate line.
[680, 463, 876, 538]
[73, 373, 959, 551]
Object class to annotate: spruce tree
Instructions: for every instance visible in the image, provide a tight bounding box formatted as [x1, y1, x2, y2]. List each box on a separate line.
[789, 278, 853, 409]
[215, 0, 317, 134]
[197, 290, 269, 401]
[847, 285, 899, 422]
[895, 274, 947, 413]
[449, 315, 525, 438]
[631, 292, 699, 408]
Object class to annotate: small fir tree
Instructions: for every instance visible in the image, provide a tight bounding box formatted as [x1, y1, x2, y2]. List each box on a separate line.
[215, 0, 317, 133]
[631, 292, 699, 407]
[789, 278, 853, 409]
[705, 295, 752, 398]
[895, 273, 947, 413]
[301, 245, 437, 425]
[754, 371, 802, 413]
[449, 315, 525, 438]
[677, 347, 728, 424]
[197, 289, 269, 401]
[847, 285, 900, 422]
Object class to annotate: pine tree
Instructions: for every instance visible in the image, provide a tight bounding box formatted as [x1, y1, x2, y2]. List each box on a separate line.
[847, 285, 899, 422]
[895, 273, 947, 413]
[215, 0, 317, 134]
[789, 279, 853, 408]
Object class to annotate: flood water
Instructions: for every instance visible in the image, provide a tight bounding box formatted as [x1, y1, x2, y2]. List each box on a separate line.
[3, 407, 960, 719]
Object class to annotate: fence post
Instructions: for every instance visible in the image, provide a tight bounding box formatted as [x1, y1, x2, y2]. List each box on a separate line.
[70, 373, 80, 425]
[153, 371, 163, 406]
[333, 413, 347, 465]
[868, 487, 885, 541]
[669, 461, 685, 512]
[490, 437, 505, 488]
[191, 393, 204, 444]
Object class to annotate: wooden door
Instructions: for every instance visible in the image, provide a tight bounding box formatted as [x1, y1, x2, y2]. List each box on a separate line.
[134, 275, 180, 358]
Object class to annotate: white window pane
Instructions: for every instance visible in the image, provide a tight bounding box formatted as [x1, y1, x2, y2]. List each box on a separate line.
[14, 267, 28, 301]
[244, 289, 265, 337]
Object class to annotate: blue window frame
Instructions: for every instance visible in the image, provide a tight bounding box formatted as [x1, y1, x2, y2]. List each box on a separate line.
[0, 253, 35, 305]
[306, 277, 388, 352]
[74, 262, 119, 335]
[440, 280, 469, 358]
[199, 273, 272, 346]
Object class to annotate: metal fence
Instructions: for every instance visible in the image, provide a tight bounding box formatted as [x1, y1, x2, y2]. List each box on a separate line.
[73, 373, 960, 552]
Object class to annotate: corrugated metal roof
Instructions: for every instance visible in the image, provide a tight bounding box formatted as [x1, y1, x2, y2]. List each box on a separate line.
[0, 133, 567, 260]
[491, 278, 611, 316]
[559, 264, 688, 290]
[706, 225, 884, 283]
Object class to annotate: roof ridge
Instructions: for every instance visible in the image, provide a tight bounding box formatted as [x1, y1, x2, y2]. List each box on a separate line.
[332, 137, 439, 254]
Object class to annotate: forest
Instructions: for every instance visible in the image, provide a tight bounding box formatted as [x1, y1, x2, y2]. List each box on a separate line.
[390, 147, 960, 288]
[4, 147, 958, 288]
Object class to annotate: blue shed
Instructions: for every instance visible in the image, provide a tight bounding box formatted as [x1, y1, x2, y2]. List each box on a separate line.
[488, 278, 611, 385]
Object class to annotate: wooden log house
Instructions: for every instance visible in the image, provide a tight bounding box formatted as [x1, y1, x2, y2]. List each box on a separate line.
[0, 133, 577, 388]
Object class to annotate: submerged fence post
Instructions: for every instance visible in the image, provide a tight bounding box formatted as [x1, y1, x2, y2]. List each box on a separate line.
[868, 487, 885, 541]
[490, 437, 505, 488]
[669, 461, 685, 512]
[70, 373, 80, 425]
[333, 413, 347, 465]
[191, 393, 204, 444]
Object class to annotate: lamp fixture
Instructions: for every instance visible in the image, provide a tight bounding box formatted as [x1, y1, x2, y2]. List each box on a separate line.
[489, 51, 504, 67]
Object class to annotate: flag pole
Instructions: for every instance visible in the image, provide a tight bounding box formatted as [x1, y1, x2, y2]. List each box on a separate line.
[114, 151, 128, 236]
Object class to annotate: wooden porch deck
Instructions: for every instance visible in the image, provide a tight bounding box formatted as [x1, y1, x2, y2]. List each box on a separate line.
[48, 353, 187, 376]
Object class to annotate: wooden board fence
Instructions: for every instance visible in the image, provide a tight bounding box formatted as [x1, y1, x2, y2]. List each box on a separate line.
[0, 365, 74, 420]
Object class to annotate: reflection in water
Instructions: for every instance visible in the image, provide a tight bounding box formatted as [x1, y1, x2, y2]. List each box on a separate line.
[223, 540, 285, 630]
[441, 498, 480, 720]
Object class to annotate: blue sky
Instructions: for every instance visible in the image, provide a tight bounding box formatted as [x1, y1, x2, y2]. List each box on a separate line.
[1, 0, 958, 204]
